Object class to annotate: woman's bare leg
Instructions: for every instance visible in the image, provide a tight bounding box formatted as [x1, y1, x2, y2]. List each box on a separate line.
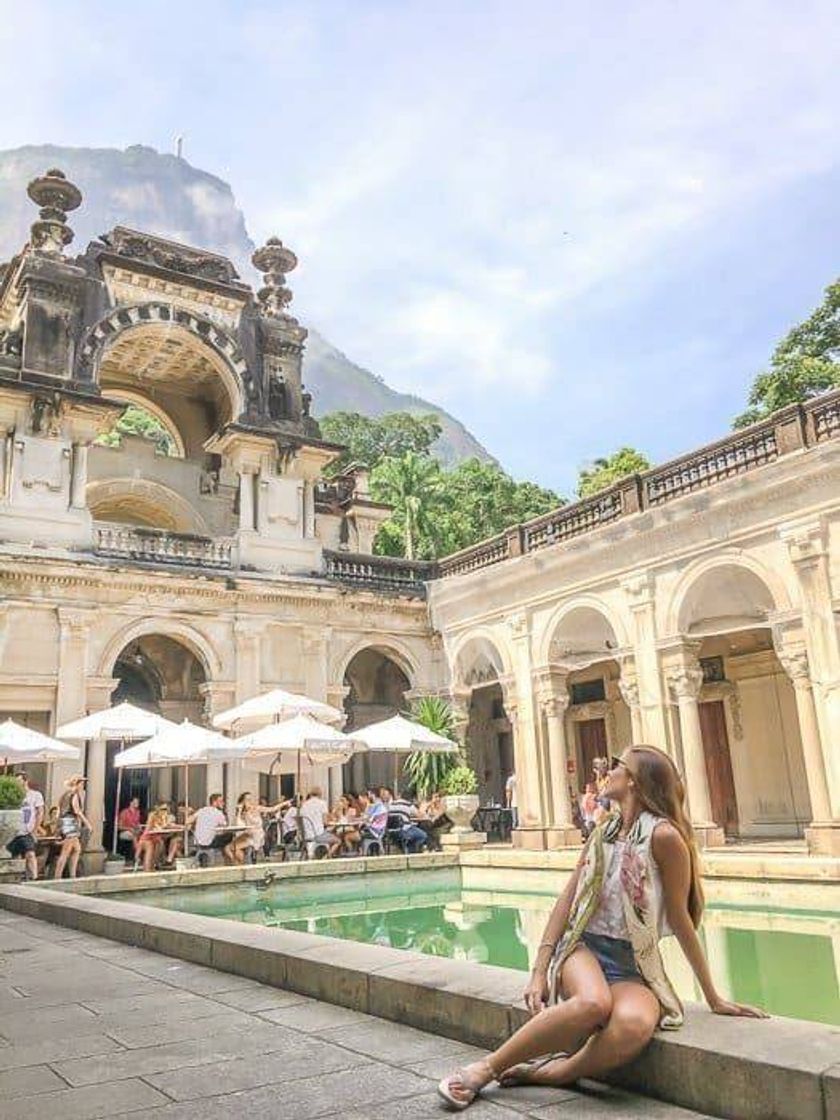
[53, 840, 71, 879]
[67, 840, 81, 878]
[501, 982, 660, 1086]
[443, 947, 612, 1105]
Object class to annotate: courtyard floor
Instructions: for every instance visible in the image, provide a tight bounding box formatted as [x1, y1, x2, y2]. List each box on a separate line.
[0, 910, 721, 1120]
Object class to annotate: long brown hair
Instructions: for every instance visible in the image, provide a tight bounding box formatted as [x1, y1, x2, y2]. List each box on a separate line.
[624, 744, 704, 927]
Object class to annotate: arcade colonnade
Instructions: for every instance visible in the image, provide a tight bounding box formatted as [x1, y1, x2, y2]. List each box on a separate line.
[431, 511, 840, 855]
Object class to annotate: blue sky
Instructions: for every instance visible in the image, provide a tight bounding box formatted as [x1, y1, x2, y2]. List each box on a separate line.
[1, 0, 837, 493]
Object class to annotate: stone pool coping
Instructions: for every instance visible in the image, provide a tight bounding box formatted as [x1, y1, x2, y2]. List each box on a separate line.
[2, 882, 838, 1120]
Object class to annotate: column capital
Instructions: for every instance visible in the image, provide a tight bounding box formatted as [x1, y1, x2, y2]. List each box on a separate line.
[540, 693, 569, 719]
[508, 611, 531, 642]
[665, 664, 704, 702]
[58, 607, 95, 637]
[620, 571, 656, 608]
[775, 643, 811, 689]
[617, 672, 640, 709]
[780, 517, 827, 564]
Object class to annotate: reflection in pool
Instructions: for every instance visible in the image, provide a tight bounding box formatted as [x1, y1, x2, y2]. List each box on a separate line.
[113, 867, 840, 1026]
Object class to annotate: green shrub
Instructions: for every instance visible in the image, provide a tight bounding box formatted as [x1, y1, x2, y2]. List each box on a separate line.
[441, 763, 478, 797]
[403, 696, 459, 797]
[0, 774, 25, 810]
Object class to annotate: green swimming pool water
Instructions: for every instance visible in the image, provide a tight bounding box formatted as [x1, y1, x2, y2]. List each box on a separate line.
[113, 868, 840, 1027]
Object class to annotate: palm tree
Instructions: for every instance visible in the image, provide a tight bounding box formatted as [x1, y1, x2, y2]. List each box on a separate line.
[403, 695, 459, 797]
[371, 451, 443, 559]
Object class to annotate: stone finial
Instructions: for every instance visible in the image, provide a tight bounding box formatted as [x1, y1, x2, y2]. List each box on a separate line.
[251, 237, 297, 318]
[27, 168, 82, 254]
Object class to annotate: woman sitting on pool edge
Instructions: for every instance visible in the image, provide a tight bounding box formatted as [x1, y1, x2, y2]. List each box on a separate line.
[438, 745, 767, 1110]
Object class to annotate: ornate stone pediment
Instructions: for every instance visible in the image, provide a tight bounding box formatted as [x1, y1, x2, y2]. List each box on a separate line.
[101, 227, 241, 285]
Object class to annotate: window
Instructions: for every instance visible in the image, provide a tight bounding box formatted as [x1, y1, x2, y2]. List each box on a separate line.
[700, 656, 726, 683]
[571, 678, 606, 705]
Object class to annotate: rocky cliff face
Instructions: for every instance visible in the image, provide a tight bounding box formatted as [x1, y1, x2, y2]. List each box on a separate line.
[0, 144, 492, 466]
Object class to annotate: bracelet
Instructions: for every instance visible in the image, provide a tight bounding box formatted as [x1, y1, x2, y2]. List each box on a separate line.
[537, 940, 556, 952]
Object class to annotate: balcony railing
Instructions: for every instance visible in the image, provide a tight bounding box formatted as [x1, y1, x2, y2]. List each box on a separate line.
[323, 550, 433, 597]
[433, 389, 840, 580]
[94, 523, 234, 569]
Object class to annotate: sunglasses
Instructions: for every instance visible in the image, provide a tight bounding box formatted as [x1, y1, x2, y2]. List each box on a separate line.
[610, 756, 635, 775]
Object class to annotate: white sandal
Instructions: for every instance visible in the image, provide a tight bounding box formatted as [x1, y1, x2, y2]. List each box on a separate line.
[437, 1059, 497, 1111]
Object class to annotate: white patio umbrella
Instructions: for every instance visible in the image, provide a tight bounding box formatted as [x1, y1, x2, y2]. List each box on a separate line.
[235, 714, 360, 798]
[351, 713, 459, 789]
[212, 689, 344, 733]
[57, 701, 178, 742]
[58, 702, 179, 855]
[0, 719, 81, 767]
[111, 720, 243, 855]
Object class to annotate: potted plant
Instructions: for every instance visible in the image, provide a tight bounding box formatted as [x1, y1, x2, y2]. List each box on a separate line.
[0, 774, 25, 862]
[404, 696, 459, 798]
[441, 761, 480, 833]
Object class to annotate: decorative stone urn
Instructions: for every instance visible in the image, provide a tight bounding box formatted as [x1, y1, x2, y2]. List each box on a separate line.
[0, 808, 23, 860]
[443, 794, 480, 833]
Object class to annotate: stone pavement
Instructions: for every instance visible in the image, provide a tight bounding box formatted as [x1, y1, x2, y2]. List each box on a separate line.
[0, 910, 717, 1120]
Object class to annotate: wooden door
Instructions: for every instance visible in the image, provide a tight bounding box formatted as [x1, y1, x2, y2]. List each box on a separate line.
[577, 719, 608, 792]
[699, 700, 739, 837]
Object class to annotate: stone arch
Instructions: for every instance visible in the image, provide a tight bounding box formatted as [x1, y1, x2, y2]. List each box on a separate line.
[331, 636, 419, 689]
[77, 303, 250, 425]
[98, 617, 222, 682]
[538, 595, 628, 667]
[666, 553, 791, 637]
[99, 387, 186, 458]
[449, 628, 513, 688]
[86, 478, 208, 534]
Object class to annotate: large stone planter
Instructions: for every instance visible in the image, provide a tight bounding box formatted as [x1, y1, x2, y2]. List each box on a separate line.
[103, 858, 127, 876]
[0, 808, 23, 860]
[441, 794, 485, 850]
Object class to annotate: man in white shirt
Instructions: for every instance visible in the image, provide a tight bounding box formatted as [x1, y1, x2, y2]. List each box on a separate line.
[300, 788, 340, 857]
[505, 772, 518, 829]
[188, 793, 234, 864]
[7, 773, 44, 880]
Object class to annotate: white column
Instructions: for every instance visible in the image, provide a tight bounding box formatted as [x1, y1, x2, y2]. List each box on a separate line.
[69, 442, 89, 509]
[775, 642, 839, 854]
[505, 612, 550, 847]
[538, 674, 581, 847]
[239, 468, 256, 532]
[621, 573, 670, 746]
[85, 738, 107, 852]
[54, 609, 93, 804]
[781, 520, 840, 820]
[666, 655, 724, 847]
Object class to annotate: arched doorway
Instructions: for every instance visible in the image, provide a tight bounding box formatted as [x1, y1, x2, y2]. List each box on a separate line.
[676, 564, 810, 839]
[454, 636, 513, 806]
[343, 647, 411, 792]
[546, 605, 630, 795]
[104, 634, 207, 847]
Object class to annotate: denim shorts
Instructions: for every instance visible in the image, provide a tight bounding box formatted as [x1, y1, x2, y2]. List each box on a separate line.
[580, 931, 645, 986]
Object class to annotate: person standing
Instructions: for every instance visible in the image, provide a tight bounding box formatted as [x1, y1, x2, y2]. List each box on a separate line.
[6, 773, 44, 880]
[505, 772, 518, 829]
[53, 775, 91, 880]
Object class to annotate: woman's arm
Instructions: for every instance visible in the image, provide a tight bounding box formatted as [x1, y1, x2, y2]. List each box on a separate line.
[652, 824, 767, 1018]
[73, 792, 92, 831]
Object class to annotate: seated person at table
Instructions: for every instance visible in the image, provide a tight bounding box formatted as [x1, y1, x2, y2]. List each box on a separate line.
[382, 787, 428, 853]
[300, 788, 341, 857]
[361, 791, 389, 846]
[188, 793, 235, 864]
[332, 793, 361, 854]
[135, 804, 170, 872]
[234, 790, 287, 863]
[280, 797, 302, 845]
[117, 797, 142, 856]
[164, 801, 192, 864]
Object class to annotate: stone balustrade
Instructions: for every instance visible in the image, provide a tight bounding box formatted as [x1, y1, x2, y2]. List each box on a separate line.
[93, 522, 235, 569]
[431, 390, 840, 580]
[322, 549, 433, 597]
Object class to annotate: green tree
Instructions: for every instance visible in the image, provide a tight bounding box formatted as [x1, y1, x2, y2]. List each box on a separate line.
[371, 451, 445, 560]
[403, 695, 459, 797]
[96, 404, 176, 455]
[577, 447, 650, 498]
[734, 278, 839, 427]
[429, 459, 561, 557]
[319, 411, 442, 474]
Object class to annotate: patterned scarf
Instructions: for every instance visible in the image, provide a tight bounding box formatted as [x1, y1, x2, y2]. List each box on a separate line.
[548, 810, 684, 1029]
